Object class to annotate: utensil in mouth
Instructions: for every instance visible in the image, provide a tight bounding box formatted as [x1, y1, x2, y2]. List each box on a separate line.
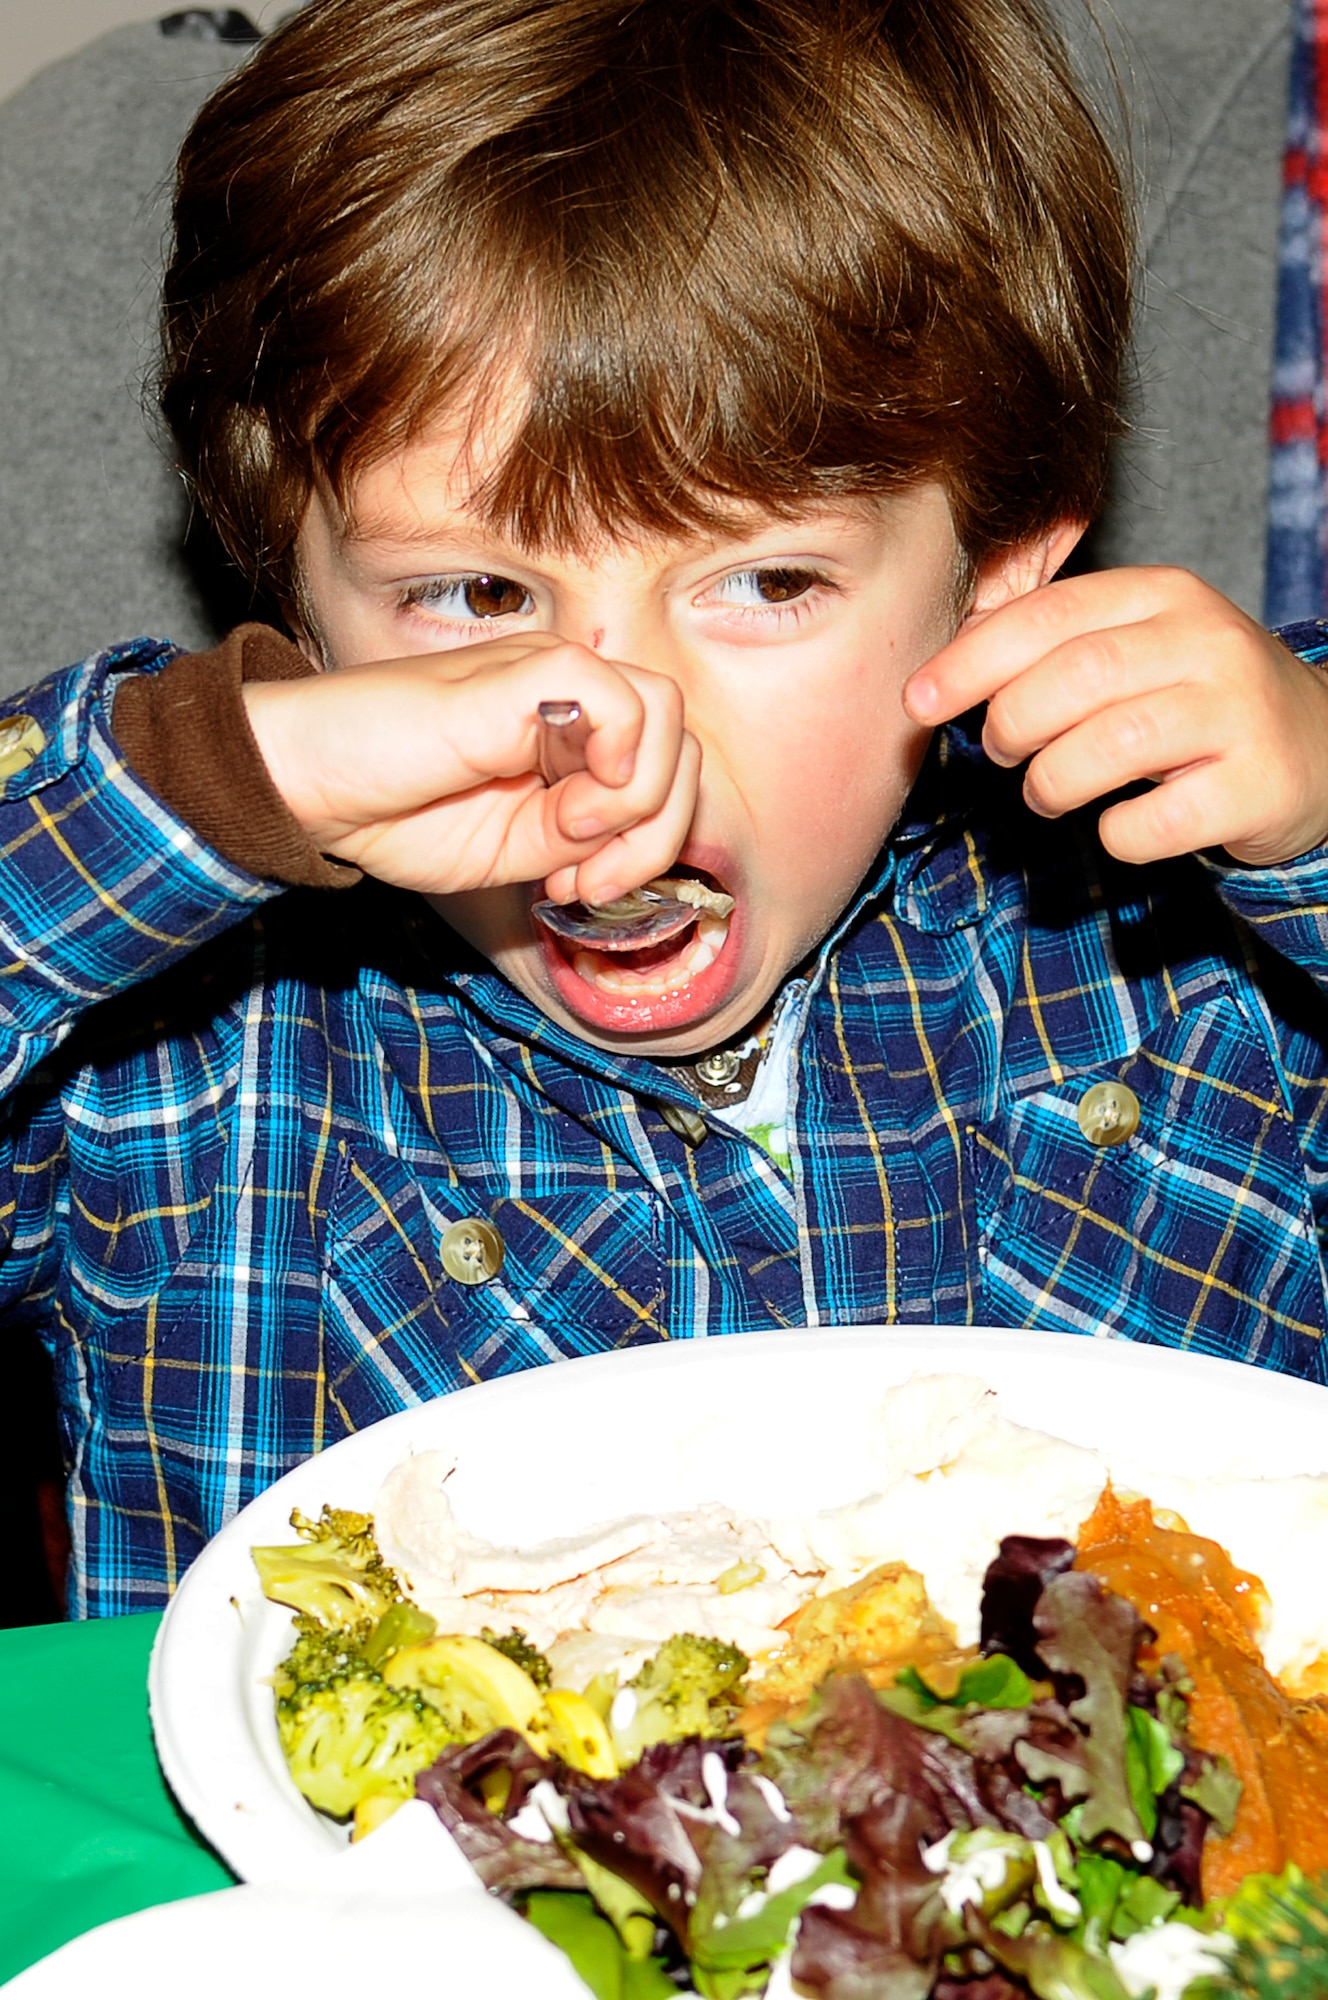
[533, 700, 702, 951]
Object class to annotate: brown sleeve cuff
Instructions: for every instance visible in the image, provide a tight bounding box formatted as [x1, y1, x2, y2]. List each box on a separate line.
[112, 624, 360, 890]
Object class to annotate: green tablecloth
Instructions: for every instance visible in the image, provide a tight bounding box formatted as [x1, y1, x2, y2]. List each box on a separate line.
[0, 1613, 236, 1984]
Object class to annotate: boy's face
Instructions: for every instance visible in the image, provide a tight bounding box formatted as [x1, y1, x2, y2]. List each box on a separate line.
[297, 413, 1047, 1058]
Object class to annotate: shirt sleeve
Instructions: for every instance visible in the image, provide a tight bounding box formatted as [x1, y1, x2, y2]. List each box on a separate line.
[1202, 618, 1328, 984]
[0, 635, 295, 1083]
[0, 634, 320, 1317]
[1204, 847, 1328, 990]
[110, 623, 360, 891]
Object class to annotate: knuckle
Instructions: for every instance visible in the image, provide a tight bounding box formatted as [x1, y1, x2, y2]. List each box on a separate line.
[1021, 580, 1072, 639]
[1138, 563, 1204, 613]
[1098, 699, 1161, 767]
[1144, 782, 1204, 851]
[982, 691, 1026, 758]
[1065, 629, 1125, 702]
[551, 633, 592, 658]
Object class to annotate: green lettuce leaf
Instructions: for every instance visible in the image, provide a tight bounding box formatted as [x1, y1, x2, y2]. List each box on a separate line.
[1014, 1572, 1150, 1849]
[523, 1890, 678, 2000]
[1124, 1704, 1184, 1842]
[970, 1912, 1134, 2000]
[688, 1848, 857, 1998]
[1075, 1849, 1180, 1948]
[895, 1655, 1035, 1712]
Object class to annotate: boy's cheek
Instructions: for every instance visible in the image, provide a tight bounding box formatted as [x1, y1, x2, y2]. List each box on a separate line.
[767, 712, 932, 864]
[428, 885, 532, 966]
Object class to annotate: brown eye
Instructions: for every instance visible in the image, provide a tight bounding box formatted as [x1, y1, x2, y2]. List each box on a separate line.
[754, 568, 816, 603]
[463, 574, 531, 618]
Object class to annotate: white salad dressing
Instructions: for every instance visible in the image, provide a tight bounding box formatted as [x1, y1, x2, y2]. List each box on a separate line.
[1107, 1921, 1235, 1999]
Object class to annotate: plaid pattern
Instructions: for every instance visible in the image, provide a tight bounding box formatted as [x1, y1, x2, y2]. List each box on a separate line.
[5, 636, 1328, 1613]
[1268, 0, 1328, 624]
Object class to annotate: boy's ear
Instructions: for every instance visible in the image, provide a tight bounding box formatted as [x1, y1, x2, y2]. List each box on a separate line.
[966, 521, 1085, 617]
[290, 625, 325, 670]
[283, 602, 329, 671]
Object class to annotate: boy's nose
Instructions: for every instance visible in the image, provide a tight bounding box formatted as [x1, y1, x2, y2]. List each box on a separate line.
[564, 614, 653, 666]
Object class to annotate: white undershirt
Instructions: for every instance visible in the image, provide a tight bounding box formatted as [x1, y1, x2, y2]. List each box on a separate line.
[705, 980, 808, 1169]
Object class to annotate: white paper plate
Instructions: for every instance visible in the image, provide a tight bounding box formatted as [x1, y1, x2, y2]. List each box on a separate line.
[150, 1323, 1328, 1888]
[1, 1803, 587, 1998]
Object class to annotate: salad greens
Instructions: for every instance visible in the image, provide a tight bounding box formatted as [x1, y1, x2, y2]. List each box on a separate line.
[404, 1536, 1243, 1999]
[255, 1510, 1328, 1998]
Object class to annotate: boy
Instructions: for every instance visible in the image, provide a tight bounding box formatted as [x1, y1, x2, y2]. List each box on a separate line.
[5, 0, 1328, 1616]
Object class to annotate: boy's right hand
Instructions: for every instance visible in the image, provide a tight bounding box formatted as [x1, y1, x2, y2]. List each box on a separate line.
[242, 633, 699, 903]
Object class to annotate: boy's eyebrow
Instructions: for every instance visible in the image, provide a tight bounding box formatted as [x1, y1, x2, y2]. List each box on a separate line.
[339, 516, 494, 552]
[343, 511, 869, 556]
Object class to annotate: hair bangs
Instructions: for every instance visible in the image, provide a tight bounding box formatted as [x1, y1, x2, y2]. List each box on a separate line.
[316, 25, 967, 556]
[162, 0, 1131, 600]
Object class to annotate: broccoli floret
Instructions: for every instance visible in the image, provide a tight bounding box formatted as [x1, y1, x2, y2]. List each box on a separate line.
[252, 1504, 402, 1628]
[276, 1661, 454, 1820]
[480, 1626, 553, 1688]
[270, 1612, 374, 1696]
[385, 1633, 553, 1748]
[297, 1506, 381, 1562]
[362, 1599, 438, 1668]
[271, 1609, 452, 1819]
[609, 1633, 749, 1767]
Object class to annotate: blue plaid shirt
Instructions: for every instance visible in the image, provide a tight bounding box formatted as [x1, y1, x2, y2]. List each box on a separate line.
[6, 629, 1328, 1615]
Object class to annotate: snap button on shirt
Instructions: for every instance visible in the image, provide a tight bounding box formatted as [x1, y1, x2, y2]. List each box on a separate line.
[694, 1049, 742, 1087]
[0, 713, 45, 785]
[439, 1217, 505, 1285]
[1076, 1081, 1141, 1147]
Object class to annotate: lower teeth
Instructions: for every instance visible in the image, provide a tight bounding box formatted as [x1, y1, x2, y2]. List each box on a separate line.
[572, 913, 728, 996]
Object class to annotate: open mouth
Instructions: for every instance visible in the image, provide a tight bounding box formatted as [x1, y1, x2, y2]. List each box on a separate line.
[532, 867, 741, 1032]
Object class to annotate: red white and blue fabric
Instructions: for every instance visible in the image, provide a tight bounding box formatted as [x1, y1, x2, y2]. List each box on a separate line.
[1268, 0, 1328, 623]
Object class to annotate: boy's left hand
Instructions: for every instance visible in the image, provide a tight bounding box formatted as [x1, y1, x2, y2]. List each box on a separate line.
[903, 567, 1328, 868]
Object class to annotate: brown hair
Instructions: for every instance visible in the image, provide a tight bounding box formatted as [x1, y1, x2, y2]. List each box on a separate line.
[161, 0, 1131, 602]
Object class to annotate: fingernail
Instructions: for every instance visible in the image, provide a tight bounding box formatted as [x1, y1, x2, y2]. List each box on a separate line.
[984, 742, 1018, 769]
[1023, 780, 1052, 818]
[567, 816, 606, 840]
[590, 882, 623, 905]
[905, 674, 938, 719]
[614, 751, 636, 785]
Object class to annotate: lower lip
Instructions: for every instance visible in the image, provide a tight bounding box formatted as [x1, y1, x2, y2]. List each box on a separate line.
[535, 905, 744, 1035]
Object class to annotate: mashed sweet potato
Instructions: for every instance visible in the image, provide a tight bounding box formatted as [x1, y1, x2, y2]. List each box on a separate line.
[1076, 1485, 1328, 1899]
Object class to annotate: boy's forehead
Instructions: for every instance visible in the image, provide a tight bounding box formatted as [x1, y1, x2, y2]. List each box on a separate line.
[321, 420, 954, 573]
